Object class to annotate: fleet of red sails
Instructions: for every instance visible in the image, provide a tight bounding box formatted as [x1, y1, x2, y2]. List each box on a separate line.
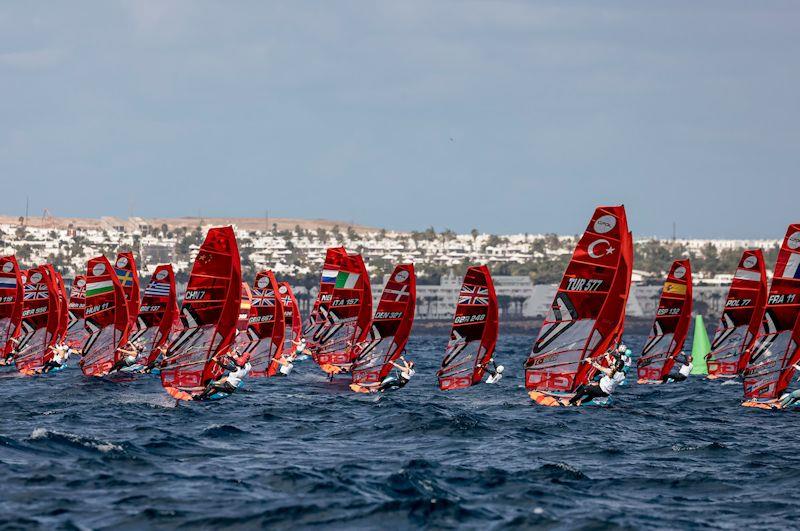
[437, 265, 498, 390]
[524, 205, 633, 405]
[706, 250, 767, 378]
[741, 225, 800, 408]
[6, 214, 800, 410]
[636, 259, 693, 384]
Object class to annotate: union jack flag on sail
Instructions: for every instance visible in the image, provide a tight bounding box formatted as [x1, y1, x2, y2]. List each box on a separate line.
[251, 288, 275, 307]
[459, 284, 489, 305]
[24, 284, 49, 300]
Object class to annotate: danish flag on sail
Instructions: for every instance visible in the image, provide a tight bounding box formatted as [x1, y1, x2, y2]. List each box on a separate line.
[310, 249, 372, 375]
[706, 250, 767, 378]
[438, 265, 498, 390]
[80, 256, 131, 376]
[278, 282, 302, 355]
[352, 264, 416, 386]
[524, 205, 633, 405]
[14, 266, 60, 375]
[131, 264, 179, 368]
[64, 275, 87, 349]
[636, 259, 693, 384]
[160, 226, 242, 401]
[242, 270, 286, 378]
[0, 256, 23, 364]
[741, 225, 800, 407]
[115, 252, 141, 330]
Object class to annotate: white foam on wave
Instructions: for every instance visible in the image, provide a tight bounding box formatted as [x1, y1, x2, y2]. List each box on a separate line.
[29, 427, 123, 453]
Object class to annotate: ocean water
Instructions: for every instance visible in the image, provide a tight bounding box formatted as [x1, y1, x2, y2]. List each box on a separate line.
[1, 334, 799, 530]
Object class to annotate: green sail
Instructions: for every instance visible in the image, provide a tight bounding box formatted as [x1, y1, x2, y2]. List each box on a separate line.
[690, 314, 710, 375]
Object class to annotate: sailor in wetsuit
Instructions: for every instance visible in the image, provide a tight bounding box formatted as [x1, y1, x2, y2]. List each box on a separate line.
[197, 351, 252, 400]
[143, 344, 168, 373]
[777, 363, 800, 408]
[378, 356, 415, 392]
[663, 351, 692, 383]
[616, 341, 633, 374]
[110, 341, 142, 373]
[42, 343, 70, 373]
[483, 357, 505, 384]
[569, 352, 625, 406]
[271, 351, 294, 376]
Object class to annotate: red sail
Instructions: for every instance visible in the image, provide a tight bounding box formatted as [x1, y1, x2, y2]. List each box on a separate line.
[742, 225, 800, 405]
[304, 247, 347, 351]
[160, 226, 242, 400]
[278, 281, 302, 354]
[80, 256, 131, 376]
[0, 255, 24, 363]
[438, 265, 498, 390]
[637, 259, 693, 383]
[707, 250, 768, 378]
[310, 249, 372, 373]
[115, 252, 141, 330]
[352, 264, 417, 385]
[243, 270, 285, 378]
[64, 275, 87, 349]
[131, 264, 178, 367]
[14, 266, 61, 375]
[524, 206, 633, 400]
[45, 266, 69, 342]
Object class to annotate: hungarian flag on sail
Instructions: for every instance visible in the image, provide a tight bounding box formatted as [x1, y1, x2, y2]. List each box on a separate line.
[80, 256, 131, 377]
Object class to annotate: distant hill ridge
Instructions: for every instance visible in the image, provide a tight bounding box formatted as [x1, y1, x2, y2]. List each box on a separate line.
[0, 214, 376, 233]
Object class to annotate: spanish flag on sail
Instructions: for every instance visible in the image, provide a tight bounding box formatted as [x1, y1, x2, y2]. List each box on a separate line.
[664, 281, 686, 295]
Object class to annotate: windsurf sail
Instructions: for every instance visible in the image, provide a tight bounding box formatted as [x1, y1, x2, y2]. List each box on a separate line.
[352, 264, 416, 386]
[130, 264, 179, 368]
[707, 250, 767, 378]
[64, 275, 87, 349]
[160, 226, 242, 401]
[0, 255, 23, 363]
[304, 247, 347, 350]
[14, 266, 60, 375]
[115, 252, 141, 330]
[636, 259, 693, 383]
[524, 206, 633, 402]
[45, 266, 69, 343]
[438, 265, 498, 390]
[80, 256, 131, 376]
[242, 270, 285, 378]
[309, 249, 372, 374]
[741, 225, 800, 406]
[278, 281, 302, 354]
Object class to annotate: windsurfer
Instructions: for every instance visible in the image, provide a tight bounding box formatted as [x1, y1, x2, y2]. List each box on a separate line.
[272, 351, 293, 376]
[110, 341, 142, 373]
[568, 353, 625, 406]
[42, 344, 70, 373]
[777, 363, 800, 408]
[378, 356, 415, 392]
[291, 338, 310, 361]
[483, 357, 504, 384]
[662, 351, 692, 383]
[198, 351, 252, 399]
[144, 344, 168, 373]
[616, 342, 633, 373]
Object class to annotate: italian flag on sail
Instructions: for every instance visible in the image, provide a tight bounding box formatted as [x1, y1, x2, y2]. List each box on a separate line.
[86, 279, 114, 297]
[335, 272, 359, 289]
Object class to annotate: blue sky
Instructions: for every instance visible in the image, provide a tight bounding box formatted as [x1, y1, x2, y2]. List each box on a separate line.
[1, 2, 798, 238]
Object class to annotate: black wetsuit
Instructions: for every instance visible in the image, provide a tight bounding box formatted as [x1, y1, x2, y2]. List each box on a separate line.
[379, 372, 410, 392]
[198, 357, 240, 399]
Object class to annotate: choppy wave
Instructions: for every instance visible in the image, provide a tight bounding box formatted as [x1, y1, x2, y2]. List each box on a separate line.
[1, 334, 800, 529]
